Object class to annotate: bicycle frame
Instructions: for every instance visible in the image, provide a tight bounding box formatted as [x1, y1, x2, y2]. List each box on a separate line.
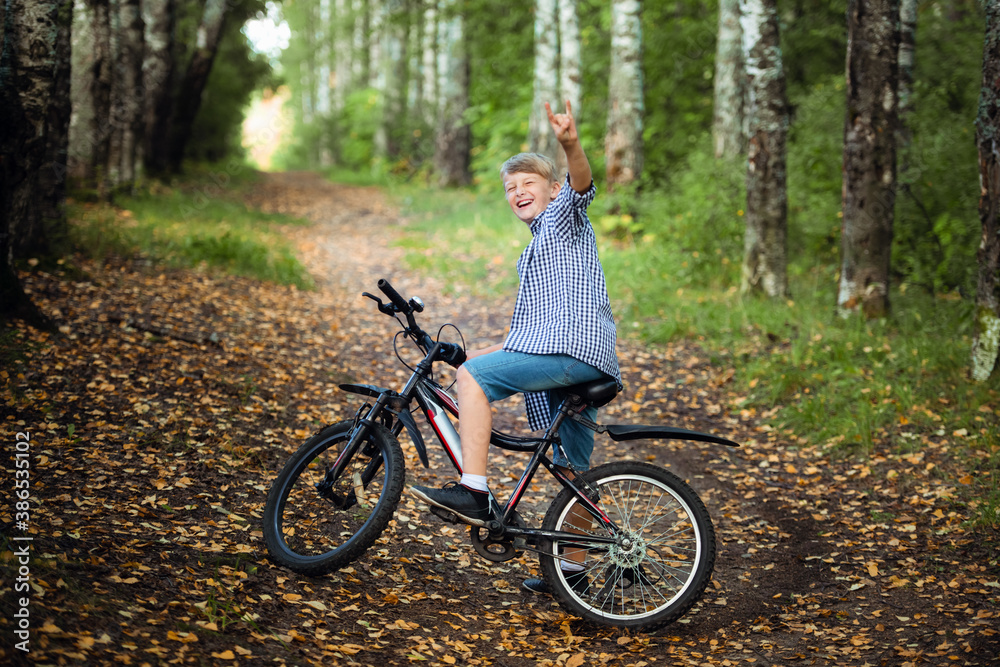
[338, 341, 622, 552]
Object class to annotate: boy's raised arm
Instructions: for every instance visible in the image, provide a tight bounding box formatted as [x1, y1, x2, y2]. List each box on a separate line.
[546, 101, 592, 194]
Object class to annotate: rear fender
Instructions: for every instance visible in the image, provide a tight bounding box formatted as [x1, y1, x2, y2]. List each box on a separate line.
[604, 424, 740, 448]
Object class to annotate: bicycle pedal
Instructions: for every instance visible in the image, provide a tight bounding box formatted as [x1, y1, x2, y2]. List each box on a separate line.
[429, 506, 463, 525]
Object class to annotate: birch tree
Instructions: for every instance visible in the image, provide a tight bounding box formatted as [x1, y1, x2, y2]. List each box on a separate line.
[530, 0, 560, 160]
[317, 0, 333, 164]
[108, 0, 145, 193]
[605, 0, 643, 190]
[556, 0, 582, 177]
[713, 0, 745, 158]
[739, 0, 788, 297]
[88, 0, 113, 194]
[972, 1, 1000, 382]
[143, 0, 177, 175]
[837, 0, 901, 319]
[433, 0, 470, 185]
[419, 0, 439, 128]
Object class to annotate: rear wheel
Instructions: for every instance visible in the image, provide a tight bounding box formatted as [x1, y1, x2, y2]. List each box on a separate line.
[263, 421, 405, 575]
[539, 461, 716, 630]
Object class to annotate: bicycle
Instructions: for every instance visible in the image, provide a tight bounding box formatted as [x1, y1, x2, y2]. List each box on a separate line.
[262, 279, 740, 631]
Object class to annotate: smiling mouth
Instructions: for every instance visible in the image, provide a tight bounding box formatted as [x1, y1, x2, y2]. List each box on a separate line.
[517, 200, 533, 209]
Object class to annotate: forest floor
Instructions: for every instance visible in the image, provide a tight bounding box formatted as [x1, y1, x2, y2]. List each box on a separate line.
[2, 171, 999, 666]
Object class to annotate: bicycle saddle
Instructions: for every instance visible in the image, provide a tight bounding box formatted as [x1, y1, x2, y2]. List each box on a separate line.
[568, 378, 619, 408]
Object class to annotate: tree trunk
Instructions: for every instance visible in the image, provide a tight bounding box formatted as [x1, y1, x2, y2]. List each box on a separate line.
[433, 0, 470, 186]
[713, 0, 745, 158]
[897, 0, 917, 192]
[352, 0, 368, 87]
[333, 0, 351, 115]
[111, 0, 144, 193]
[36, 0, 73, 256]
[838, 0, 900, 319]
[605, 0, 644, 190]
[897, 0, 917, 137]
[420, 0, 438, 128]
[168, 0, 227, 173]
[318, 0, 333, 165]
[556, 0, 582, 177]
[88, 0, 113, 195]
[739, 0, 789, 298]
[972, 2, 1000, 382]
[143, 0, 176, 176]
[530, 0, 559, 160]
[0, 0, 63, 327]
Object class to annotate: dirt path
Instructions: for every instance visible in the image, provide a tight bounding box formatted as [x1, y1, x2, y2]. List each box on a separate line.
[2, 172, 997, 666]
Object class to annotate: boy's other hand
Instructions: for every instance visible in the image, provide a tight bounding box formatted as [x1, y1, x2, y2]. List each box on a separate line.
[546, 101, 579, 146]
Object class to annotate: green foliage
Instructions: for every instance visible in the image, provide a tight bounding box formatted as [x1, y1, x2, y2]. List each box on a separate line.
[785, 75, 846, 263]
[69, 167, 312, 288]
[391, 184, 522, 297]
[892, 6, 983, 295]
[640, 0, 718, 184]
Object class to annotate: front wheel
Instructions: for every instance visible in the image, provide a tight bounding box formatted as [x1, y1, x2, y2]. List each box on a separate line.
[539, 461, 716, 631]
[262, 420, 405, 576]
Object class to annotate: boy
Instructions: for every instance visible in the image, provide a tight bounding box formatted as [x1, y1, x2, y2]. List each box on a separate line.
[410, 101, 621, 593]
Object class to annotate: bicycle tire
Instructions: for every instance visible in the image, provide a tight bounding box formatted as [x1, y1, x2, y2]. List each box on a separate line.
[538, 461, 716, 631]
[262, 420, 405, 576]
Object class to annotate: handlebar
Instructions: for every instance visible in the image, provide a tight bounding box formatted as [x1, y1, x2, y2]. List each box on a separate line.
[372, 278, 437, 354]
[378, 279, 411, 314]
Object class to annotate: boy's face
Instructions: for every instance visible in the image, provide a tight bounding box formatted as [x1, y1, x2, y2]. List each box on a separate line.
[503, 171, 561, 224]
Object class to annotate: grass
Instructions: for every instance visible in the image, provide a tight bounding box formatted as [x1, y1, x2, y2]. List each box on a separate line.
[390, 183, 1000, 526]
[67, 165, 313, 289]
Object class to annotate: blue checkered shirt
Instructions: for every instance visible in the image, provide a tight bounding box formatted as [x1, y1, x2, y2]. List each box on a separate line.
[502, 177, 622, 430]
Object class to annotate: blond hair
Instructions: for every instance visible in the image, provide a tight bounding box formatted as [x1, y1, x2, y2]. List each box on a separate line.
[500, 152, 557, 183]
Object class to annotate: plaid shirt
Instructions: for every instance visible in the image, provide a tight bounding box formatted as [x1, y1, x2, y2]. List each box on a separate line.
[503, 177, 622, 430]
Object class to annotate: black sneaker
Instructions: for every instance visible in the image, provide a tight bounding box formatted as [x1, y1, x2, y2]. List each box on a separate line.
[522, 570, 590, 596]
[409, 482, 492, 526]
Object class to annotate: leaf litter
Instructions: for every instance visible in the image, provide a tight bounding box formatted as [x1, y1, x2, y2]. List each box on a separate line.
[1, 171, 997, 666]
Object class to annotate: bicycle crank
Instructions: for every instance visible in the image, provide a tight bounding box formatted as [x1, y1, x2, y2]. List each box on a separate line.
[471, 512, 527, 562]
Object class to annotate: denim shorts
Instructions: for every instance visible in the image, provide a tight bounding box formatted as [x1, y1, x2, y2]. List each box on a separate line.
[462, 351, 604, 470]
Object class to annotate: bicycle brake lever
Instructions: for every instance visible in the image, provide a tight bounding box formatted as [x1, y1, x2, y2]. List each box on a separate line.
[363, 292, 398, 316]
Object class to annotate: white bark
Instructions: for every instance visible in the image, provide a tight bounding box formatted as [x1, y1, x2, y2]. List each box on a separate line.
[530, 0, 559, 159]
[605, 0, 643, 188]
[556, 0, 581, 177]
[420, 1, 439, 125]
[713, 0, 745, 158]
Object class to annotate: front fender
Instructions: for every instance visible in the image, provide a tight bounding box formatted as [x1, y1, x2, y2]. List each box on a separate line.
[338, 383, 429, 467]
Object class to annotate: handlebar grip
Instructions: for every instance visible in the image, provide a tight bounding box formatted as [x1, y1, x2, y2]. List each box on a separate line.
[378, 279, 410, 313]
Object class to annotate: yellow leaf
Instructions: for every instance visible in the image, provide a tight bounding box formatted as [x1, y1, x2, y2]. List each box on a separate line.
[283, 593, 303, 602]
[211, 650, 235, 660]
[566, 653, 587, 667]
[867, 562, 879, 577]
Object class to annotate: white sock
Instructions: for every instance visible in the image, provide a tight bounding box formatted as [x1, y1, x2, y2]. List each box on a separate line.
[561, 561, 585, 573]
[460, 474, 488, 492]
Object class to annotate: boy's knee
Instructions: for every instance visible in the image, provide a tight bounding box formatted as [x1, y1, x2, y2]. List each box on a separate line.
[457, 366, 481, 392]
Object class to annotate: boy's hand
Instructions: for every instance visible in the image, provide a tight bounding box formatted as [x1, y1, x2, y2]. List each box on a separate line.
[546, 101, 579, 146]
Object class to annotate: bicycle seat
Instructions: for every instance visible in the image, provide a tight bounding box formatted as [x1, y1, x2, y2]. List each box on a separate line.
[568, 378, 619, 408]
